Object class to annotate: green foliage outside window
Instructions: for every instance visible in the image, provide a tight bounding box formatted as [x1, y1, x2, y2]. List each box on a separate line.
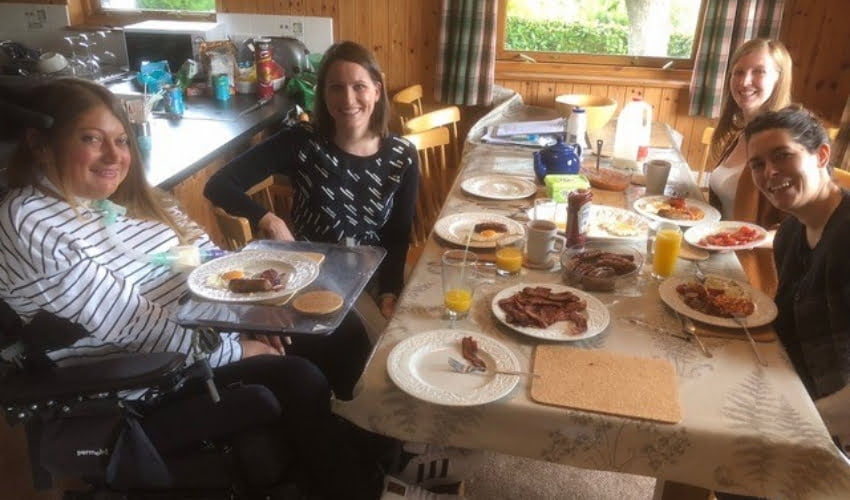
[137, 0, 214, 12]
[505, 16, 693, 58]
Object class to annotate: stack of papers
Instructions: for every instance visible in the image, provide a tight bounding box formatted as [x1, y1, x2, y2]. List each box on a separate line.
[482, 118, 566, 147]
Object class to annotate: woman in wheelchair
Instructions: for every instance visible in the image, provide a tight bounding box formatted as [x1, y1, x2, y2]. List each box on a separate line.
[0, 78, 384, 498]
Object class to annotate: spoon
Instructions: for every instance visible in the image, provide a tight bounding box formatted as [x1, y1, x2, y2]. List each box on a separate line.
[595, 139, 603, 171]
[677, 312, 712, 357]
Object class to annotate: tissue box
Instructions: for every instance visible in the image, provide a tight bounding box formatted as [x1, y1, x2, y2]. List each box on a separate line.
[544, 174, 590, 202]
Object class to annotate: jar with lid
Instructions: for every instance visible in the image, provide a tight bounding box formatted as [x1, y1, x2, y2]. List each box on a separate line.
[566, 106, 588, 150]
[566, 188, 593, 248]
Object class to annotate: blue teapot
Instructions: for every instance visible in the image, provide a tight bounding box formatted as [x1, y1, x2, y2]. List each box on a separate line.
[533, 139, 583, 182]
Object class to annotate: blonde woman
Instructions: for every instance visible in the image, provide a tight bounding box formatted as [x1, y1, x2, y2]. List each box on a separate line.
[708, 38, 793, 295]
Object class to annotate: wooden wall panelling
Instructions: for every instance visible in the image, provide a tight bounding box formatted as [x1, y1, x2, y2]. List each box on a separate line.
[369, 0, 388, 76]
[387, 0, 406, 94]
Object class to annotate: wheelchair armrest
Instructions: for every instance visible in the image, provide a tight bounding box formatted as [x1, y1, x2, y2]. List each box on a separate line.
[0, 352, 186, 406]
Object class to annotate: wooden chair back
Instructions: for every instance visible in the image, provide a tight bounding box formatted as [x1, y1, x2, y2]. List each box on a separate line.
[392, 84, 424, 129]
[212, 176, 291, 250]
[833, 168, 850, 189]
[404, 106, 462, 181]
[403, 126, 451, 246]
[696, 126, 715, 189]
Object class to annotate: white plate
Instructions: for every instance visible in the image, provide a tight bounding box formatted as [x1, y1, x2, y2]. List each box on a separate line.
[433, 212, 525, 248]
[683, 221, 768, 251]
[491, 283, 611, 341]
[461, 175, 537, 200]
[526, 203, 649, 241]
[187, 250, 320, 303]
[632, 196, 721, 227]
[658, 276, 778, 328]
[386, 329, 521, 406]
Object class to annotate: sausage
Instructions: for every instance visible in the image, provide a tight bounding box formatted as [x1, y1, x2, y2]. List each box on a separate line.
[461, 336, 487, 369]
[228, 278, 273, 293]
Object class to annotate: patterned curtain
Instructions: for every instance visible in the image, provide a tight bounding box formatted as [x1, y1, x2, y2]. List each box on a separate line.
[435, 0, 498, 106]
[688, 0, 785, 118]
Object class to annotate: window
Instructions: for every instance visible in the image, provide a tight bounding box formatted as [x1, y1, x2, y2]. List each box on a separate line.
[99, 0, 214, 14]
[498, 0, 706, 68]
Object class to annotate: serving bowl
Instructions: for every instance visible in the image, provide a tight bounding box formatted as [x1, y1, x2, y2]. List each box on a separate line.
[554, 94, 618, 131]
[561, 242, 643, 292]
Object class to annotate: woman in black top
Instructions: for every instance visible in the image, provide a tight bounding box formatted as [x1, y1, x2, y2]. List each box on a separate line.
[205, 41, 419, 399]
[745, 106, 849, 454]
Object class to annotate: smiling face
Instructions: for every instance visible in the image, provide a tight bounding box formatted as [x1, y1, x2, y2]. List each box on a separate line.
[323, 60, 382, 138]
[747, 128, 831, 213]
[44, 105, 132, 200]
[730, 47, 781, 121]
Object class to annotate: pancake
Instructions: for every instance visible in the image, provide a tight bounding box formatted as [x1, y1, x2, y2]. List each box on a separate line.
[292, 290, 344, 316]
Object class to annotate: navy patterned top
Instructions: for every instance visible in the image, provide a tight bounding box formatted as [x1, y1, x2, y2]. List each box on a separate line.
[205, 122, 419, 296]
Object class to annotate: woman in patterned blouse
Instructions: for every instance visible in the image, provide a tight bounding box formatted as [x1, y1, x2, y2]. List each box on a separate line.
[205, 41, 419, 398]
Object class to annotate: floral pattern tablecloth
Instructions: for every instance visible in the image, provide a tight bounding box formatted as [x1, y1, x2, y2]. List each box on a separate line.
[334, 91, 850, 498]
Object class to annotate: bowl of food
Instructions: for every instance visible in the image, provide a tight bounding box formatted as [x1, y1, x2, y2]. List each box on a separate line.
[554, 94, 618, 131]
[561, 242, 643, 292]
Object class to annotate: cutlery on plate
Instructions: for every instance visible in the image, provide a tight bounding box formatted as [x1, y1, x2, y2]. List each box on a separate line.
[674, 311, 712, 357]
[621, 317, 690, 341]
[447, 356, 540, 378]
[731, 312, 767, 366]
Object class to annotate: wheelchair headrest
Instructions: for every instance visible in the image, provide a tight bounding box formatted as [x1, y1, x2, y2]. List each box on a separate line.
[0, 76, 53, 141]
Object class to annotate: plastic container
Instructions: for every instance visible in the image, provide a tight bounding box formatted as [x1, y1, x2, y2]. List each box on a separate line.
[612, 98, 652, 170]
[565, 188, 593, 248]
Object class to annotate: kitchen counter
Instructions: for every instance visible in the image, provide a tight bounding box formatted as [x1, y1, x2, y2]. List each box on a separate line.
[106, 80, 293, 189]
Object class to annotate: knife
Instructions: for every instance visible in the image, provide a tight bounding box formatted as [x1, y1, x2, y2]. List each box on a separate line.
[238, 97, 271, 118]
[621, 317, 690, 341]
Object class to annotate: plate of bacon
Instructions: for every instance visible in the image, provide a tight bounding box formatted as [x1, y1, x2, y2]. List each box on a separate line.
[188, 250, 320, 303]
[659, 275, 777, 328]
[492, 284, 610, 341]
[386, 329, 521, 406]
[633, 195, 720, 227]
[684, 221, 768, 251]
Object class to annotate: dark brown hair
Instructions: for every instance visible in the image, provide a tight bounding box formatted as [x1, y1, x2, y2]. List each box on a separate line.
[8, 78, 190, 240]
[745, 104, 832, 174]
[313, 41, 389, 139]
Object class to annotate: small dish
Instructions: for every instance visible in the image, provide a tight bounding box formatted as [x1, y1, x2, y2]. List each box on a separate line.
[561, 242, 643, 292]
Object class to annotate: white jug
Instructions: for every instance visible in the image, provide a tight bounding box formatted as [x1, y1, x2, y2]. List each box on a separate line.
[612, 98, 652, 170]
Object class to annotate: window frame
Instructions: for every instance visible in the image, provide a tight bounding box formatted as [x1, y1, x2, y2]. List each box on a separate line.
[81, 0, 216, 26]
[495, 0, 708, 71]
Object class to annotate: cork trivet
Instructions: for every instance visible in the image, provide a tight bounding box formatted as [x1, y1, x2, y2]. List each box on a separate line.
[523, 254, 556, 270]
[678, 242, 709, 261]
[692, 323, 777, 342]
[259, 251, 325, 305]
[590, 189, 627, 209]
[530, 345, 682, 424]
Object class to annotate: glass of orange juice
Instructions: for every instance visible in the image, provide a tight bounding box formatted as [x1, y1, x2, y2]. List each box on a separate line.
[441, 249, 478, 323]
[495, 234, 525, 277]
[650, 222, 682, 279]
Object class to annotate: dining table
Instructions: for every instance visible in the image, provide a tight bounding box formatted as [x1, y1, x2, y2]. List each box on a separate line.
[333, 90, 850, 499]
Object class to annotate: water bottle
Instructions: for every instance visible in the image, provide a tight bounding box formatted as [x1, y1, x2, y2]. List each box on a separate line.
[566, 106, 588, 151]
[612, 98, 652, 170]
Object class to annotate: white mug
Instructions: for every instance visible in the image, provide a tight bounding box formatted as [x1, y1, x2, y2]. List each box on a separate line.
[526, 220, 566, 265]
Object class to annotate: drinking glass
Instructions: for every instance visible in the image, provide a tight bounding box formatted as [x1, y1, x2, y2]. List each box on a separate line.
[648, 222, 682, 279]
[495, 234, 524, 277]
[441, 250, 478, 325]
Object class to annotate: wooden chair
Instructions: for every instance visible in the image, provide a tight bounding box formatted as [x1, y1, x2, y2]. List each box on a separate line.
[404, 106, 463, 191]
[392, 84, 424, 129]
[833, 168, 850, 189]
[695, 126, 715, 189]
[213, 176, 293, 250]
[403, 126, 451, 247]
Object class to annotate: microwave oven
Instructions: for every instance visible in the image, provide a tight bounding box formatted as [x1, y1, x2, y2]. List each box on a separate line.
[123, 20, 226, 73]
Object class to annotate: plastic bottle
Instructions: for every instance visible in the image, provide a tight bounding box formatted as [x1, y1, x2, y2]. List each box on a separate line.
[612, 97, 652, 170]
[566, 188, 593, 248]
[566, 106, 588, 151]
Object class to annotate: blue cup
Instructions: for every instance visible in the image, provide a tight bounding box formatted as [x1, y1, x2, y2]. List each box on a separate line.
[214, 74, 231, 102]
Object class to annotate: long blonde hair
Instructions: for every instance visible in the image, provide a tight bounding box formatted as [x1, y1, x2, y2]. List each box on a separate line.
[7, 78, 193, 242]
[710, 39, 793, 163]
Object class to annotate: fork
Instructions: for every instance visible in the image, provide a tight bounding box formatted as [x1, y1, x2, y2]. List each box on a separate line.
[447, 356, 540, 378]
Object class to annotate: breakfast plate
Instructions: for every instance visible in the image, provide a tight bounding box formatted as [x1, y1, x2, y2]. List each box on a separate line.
[386, 329, 521, 406]
[461, 175, 537, 200]
[659, 276, 778, 328]
[433, 212, 525, 248]
[188, 250, 320, 303]
[491, 283, 610, 341]
[633, 195, 720, 227]
[525, 203, 649, 241]
[683, 221, 768, 251]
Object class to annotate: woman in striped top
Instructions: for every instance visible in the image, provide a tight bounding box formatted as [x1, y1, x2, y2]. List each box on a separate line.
[0, 78, 383, 497]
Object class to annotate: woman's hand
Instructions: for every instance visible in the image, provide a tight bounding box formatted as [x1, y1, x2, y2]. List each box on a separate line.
[258, 212, 294, 241]
[240, 336, 285, 357]
[379, 294, 397, 319]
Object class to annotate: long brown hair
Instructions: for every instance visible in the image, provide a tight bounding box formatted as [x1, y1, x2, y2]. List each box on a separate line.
[313, 41, 390, 140]
[7, 78, 191, 241]
[711, 38, 793, 163]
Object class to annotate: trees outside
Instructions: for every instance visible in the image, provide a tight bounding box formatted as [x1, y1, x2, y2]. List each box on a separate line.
[102, 0, 214, 11]
[505, 0, 701, 59]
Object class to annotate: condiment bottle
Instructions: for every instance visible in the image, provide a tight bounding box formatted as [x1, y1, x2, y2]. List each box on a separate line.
[566, 188, 593, 248]
[566, 106, 588, 151]
[255, 37, 275, 100]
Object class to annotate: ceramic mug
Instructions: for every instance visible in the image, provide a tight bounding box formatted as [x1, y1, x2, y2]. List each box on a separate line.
[526, 220, 566, 265]
[644, 159, 672, 196]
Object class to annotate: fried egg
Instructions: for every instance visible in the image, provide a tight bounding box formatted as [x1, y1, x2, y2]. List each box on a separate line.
[598, 220, 639, 237]
[470, 228, 506, 242]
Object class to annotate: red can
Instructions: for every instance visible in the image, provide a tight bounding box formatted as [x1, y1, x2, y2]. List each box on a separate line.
[255, 37, 274, 100]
